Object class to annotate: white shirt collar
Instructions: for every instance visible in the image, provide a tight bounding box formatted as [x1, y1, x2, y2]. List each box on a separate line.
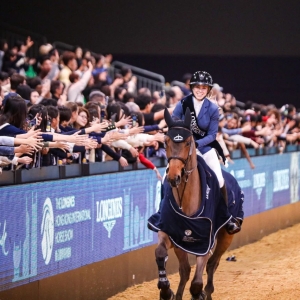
[193, 97, 205, 117]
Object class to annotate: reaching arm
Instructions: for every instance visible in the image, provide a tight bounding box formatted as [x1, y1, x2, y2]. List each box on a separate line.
[154, 106, 175, 121]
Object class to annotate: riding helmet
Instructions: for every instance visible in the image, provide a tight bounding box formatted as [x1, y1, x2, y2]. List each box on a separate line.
[189, 71, 213, 87]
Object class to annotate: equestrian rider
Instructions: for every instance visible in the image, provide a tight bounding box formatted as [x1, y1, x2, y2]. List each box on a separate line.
[172, 70, 241, 234]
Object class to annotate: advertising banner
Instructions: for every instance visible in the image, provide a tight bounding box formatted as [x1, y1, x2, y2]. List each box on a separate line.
[0, 170, 161, 291]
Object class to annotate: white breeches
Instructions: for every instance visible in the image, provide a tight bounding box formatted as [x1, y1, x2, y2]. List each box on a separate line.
[196, 148, 224, 188]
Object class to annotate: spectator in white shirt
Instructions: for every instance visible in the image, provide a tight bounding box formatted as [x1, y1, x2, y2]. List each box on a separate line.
[67, 61, 93, 104]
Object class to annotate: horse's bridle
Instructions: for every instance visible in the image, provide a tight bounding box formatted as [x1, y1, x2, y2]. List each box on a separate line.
[166, 127, 196, 179]
[167, 127, 197, 209]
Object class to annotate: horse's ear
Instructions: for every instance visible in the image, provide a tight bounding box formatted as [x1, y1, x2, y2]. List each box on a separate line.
[184, 107, 191, 129]
[164, 108, 175, 128]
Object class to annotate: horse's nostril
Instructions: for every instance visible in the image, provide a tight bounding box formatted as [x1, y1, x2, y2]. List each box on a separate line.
[167, 174, 182, 187]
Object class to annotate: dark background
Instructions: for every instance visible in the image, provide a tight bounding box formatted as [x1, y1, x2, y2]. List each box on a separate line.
[1, 0, 300, 107]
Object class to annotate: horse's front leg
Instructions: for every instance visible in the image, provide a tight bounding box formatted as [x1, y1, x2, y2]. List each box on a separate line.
[156, 231, 174, 300]
[173, 247, 191, 300]
[205, 227, 234, 300]
[190, 254, 210, 300]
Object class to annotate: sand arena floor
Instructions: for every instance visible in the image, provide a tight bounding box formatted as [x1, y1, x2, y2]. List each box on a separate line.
[108, 223, 300, 300]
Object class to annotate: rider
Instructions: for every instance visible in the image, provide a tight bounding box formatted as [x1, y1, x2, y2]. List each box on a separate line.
[172, 70, 241, 234]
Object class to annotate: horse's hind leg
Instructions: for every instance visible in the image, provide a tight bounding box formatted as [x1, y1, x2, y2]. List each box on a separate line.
[173, 247, 191, 300]
[205, 227, 234, 300]
[156, 231, 174, 300]
[190, 254, 210, 300]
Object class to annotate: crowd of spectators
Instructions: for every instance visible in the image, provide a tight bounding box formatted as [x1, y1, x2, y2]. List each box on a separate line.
[207, 84, 300, 168]
[0, 36, 299, 178]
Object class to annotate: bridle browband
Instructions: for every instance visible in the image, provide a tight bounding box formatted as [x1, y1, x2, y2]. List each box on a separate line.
[166, 126, 197, 209]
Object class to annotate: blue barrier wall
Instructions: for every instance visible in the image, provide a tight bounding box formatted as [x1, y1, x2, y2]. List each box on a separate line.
[0, 152, 299, 292]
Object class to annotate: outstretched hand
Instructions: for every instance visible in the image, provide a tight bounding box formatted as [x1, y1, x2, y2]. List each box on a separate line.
[152, 132, 165, 143]
[69, 133, 89, 145]
[15, 144, 35, 155]
[129, 126, 144, 135]
[25, 136, 43, 150]
[101, 131, 114, 145]
[55, 142, 71, 152]
[90, 121, 108, 132]
[17, 156, 33, 165]
[85, 138, 98, 149]
[110, 131, 129, 141]
[115, 115, 131, 128]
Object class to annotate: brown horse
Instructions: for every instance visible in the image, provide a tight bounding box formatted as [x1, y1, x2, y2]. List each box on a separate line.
[152, 108, 234, 300]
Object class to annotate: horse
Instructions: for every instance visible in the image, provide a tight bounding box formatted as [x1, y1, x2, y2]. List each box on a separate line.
[148, 108, 237, 300]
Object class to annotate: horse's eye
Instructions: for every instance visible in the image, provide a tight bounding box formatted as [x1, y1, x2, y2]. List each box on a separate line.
[186, 141, 191, 146]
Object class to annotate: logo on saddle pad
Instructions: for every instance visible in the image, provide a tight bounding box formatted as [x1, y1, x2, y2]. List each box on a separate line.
[174, 134, 183, 141]
[183, 229, 201, 243]
[185, 230, 192, 236]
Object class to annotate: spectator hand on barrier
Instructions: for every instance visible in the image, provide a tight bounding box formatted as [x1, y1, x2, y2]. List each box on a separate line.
[129, 146, 139, 157]
[118, 156, 128, 167]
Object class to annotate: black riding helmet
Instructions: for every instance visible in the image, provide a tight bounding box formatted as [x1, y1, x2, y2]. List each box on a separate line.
[190, 71, 213, 87]
[189, 71, 213, 99]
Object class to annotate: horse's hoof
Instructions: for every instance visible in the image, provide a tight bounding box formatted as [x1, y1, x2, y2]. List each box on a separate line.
[200, 291, 207, 300]
[191, 291, 206, 300]
[159, 289, 174, 300]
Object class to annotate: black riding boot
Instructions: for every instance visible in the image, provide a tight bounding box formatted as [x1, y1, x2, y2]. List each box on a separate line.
[220, 185, 241, 235]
